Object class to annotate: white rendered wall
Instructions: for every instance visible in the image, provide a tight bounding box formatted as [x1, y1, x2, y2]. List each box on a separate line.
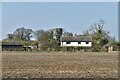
[61, 42, 92, 47]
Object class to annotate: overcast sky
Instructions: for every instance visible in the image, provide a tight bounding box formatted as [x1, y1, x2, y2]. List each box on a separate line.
[1, 2, 118, 41]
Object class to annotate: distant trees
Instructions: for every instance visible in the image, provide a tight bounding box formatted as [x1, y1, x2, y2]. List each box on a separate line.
[6, 27, 33, 42]
[54, 28, 63, 46]
[13, 27, 33, 41]
[84, 19, 109, 46]
[63, 31, 73, 37]
[3, 19, 119, 52]
[34, 29, 50, 50]
[33, 28, 64, 51]
[7, 34, 14, 40]
[82, 19, 119, 52]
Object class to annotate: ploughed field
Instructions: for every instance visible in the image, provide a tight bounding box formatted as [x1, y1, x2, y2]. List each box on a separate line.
[2, 51, 118, 78]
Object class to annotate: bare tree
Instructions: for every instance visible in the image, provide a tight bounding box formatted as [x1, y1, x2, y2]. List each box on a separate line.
[13, 27, 33, 41]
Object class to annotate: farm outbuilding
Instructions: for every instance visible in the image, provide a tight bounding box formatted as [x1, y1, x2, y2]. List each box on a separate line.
[103, 43, 119, 52]
[2, 42, 24, 51]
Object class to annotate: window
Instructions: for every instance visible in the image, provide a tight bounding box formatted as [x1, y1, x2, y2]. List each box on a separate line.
[78, 42, 81, 44]
[66, 42, 71, 44]
[86, 42, 89, 44]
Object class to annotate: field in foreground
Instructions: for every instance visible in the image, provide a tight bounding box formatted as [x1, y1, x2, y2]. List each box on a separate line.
[2, 51, 118, 78]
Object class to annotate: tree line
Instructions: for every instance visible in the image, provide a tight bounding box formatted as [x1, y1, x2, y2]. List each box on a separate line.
[3, 19, 120, 52]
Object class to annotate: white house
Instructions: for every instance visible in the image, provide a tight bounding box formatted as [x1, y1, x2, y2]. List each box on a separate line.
[60, 36, 92, 47]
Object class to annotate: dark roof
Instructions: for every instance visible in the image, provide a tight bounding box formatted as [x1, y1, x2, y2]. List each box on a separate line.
[103, 42, 119, 47]
[2, 42, 23, 45]
[61, 36, 92, 42]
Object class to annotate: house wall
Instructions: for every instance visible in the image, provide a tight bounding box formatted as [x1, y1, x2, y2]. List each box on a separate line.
[61, 42, 92, 47]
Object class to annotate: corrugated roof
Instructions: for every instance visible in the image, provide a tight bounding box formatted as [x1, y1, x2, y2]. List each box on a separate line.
[61, 36, 92, 42]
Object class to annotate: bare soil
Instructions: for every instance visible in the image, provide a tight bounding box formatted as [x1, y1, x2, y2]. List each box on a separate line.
[2, 51, 118, 78]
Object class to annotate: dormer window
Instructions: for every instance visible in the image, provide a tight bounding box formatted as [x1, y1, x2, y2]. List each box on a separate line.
[66, 42, 71, 44]
[78, 42, 81, 44]
[86, 42, 89, 44]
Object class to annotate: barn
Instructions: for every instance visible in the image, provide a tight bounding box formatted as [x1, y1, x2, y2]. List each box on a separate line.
[2, 42, 24, 51]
